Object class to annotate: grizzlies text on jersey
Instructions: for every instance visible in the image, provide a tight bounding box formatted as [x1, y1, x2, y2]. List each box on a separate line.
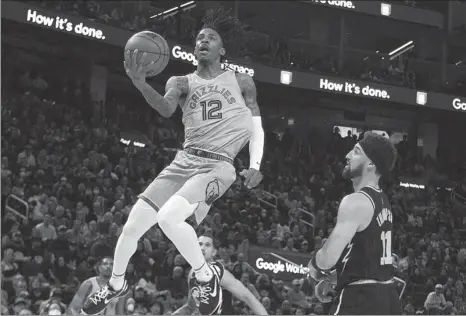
[181, 71, 253, 159]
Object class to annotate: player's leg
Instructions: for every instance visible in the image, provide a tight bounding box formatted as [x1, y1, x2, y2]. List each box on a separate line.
[157, 195, 208, 278]
[82, 158, 186, 315]
[157, 157, 236, 283]
[82, 199, 163, 315]
[81, 199, 158, 315]
[109, 198, 159, 290]
[111, 159, 186, 283]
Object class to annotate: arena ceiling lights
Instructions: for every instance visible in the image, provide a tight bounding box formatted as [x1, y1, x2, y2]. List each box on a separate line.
[388, 40, 414, 60]
[150, 1, 196, 20]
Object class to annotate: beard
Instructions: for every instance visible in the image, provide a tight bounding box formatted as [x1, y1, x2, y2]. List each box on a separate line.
[342, 161, 364, 179]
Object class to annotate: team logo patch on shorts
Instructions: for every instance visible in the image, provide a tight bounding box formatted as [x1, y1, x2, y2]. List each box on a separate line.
[205, 179, 220, 205]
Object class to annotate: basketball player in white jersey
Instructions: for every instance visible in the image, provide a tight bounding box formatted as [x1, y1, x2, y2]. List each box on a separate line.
[68, 257, 126, 315]
[173, 233, 268, 315]
[82, 6, 264, 315]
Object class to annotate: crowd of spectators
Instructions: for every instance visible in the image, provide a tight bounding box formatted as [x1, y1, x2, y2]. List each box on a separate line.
[31, 0, 466, 96]
[2, 70, 466, 316]
[2, 2, 466, 316]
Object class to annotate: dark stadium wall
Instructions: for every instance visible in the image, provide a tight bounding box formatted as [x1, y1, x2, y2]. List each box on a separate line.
[436, 114, 466, 174]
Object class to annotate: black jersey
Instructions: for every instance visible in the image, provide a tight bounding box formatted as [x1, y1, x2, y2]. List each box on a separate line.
[220, 290, 233, 315]
[335, 186, 395, 291]
[188, 261, 225, 315]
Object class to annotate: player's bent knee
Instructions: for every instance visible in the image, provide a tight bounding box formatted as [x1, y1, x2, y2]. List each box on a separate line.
[122, 199, 159, 237]
[158, 195, 198, 227]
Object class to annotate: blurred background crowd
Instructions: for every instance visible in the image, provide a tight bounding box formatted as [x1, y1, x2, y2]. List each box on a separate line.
[30, 0, 466, 96]
[2, 0, 466, 315]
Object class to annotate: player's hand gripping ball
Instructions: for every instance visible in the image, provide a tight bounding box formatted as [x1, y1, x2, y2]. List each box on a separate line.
[239, 168, 263, 189]
[124, 31, 170, 83]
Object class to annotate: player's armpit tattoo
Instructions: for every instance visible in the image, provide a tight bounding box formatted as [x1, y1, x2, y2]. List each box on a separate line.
[140, 76, 187, 117]
[236, 73, 261, 116]
[164, 76, 188, 106]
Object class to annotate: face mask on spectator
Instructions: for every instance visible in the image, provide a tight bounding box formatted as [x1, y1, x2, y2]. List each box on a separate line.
[48, 308, 61, 315]
[127, 298, 135, 312]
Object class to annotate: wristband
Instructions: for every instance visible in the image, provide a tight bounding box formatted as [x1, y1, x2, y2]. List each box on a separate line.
[311, 256, 331, 276]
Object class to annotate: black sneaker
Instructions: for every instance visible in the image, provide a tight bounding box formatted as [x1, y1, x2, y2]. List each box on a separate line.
[189, 262, 225, 315]
[81, 280, 130, 315]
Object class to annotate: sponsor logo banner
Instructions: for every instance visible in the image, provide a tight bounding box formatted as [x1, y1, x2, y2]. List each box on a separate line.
[3, 1, 462, 113]
[290, 73, 465, 113]
[452, 98, 466, 111]
[171, 45, 255, 77]
[248, 245, 310, 281]
[1, 1, 132, 47]
[305, 0, 443, 28]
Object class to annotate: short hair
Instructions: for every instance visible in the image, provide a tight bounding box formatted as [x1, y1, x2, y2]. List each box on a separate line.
[199, 231, 219, 249]
[94, 256, 112, 273]
[358, 132, 397, 176]
[199, 5, 250, 54]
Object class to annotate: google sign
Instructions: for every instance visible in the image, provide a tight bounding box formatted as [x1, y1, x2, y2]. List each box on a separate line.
[453, 98, 466, 111]
[255, 257, 309, 275]
[171, 45, 255, 77]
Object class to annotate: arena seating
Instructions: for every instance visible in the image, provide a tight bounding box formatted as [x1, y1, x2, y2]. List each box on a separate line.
[2, 2, 466, 315]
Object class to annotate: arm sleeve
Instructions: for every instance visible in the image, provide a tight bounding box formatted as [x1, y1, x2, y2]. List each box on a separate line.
[248, 116, 264, 169]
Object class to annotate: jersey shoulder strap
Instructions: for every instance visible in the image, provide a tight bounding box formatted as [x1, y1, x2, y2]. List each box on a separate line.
[88, 277, 98, 290]
[358, 186, 379, 211]
[212, 261, 225, 280]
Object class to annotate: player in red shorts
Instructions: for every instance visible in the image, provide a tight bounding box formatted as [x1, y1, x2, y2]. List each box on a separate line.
[82, 6, 264, 315]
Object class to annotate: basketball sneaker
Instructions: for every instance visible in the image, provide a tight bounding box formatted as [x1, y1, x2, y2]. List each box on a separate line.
[189, 262, 224, 315]
[81, 280, 130, 315]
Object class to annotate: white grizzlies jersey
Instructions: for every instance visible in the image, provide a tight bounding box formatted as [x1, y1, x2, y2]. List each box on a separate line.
[181, 71, 254, 159]
[89, 277, 117, 315]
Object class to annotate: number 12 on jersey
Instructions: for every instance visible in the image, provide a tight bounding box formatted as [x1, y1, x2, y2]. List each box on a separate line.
[380, 230, 393, 265]
[200, 100, 223, 121]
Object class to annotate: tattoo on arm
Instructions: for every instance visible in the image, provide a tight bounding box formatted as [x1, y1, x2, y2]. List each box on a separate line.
[237, 73, 260, 116]
[138, 76, 187, 118]
[164, 76, 188, 111]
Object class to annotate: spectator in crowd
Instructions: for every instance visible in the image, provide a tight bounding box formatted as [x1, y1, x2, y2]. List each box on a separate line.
[424, 284, 447, 314]
[4, 83, 465, 314]
[2, 2, 466, 315]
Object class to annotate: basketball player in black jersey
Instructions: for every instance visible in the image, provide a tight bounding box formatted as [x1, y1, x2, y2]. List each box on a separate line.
[308, 132, 401, 315]
[172, 233, 268, 315]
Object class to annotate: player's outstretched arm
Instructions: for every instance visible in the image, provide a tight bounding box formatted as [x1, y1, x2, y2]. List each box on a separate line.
[172, 292, 198, 315]
[134, 76, 186, 118]
[221, 269, 268, 315]
[310, 193, 373, 276]
[67, 280, 92, 315]
[237, 73, 264, 169]
[124, 50, 185, 118]
[236, 73, 264, 189]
